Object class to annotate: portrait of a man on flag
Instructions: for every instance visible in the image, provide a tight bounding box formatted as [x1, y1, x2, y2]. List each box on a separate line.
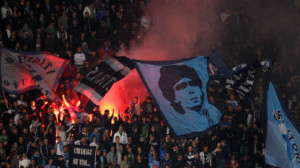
[158, 65, 213, 126]
[135, 56, 222, 137]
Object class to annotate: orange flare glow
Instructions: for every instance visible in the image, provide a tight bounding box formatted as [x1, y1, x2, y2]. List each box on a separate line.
[87, 113, 93, 122]
[100, 102, 118, 124]
[76, 101, 81, 107]
[62, 94, 70, 108]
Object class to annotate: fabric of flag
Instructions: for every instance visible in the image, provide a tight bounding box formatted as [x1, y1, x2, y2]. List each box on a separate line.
[263, 82, 300, 168]
[134, 56, 222, 138]
[208, 50, 273, 99]
[0, 48, 69, 101]
[75, 56, 134, 112]
[69, 145, 96, 168]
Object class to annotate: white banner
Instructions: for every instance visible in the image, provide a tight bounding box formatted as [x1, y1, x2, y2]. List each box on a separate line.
[0, 48, 69, 100]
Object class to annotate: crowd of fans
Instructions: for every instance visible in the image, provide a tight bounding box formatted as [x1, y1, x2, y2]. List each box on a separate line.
[0, 0, 149, 63]
[0, 0, 299, 168]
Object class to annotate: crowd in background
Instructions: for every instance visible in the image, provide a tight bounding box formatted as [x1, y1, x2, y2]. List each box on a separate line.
[0, 0, 299, 168]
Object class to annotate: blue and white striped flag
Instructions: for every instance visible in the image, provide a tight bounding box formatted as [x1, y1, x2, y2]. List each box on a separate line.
[75, 56, 134, 112]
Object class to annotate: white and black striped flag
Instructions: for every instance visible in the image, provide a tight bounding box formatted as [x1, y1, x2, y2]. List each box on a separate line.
[75, 56, 134, 112]
[208, 50, 273, 99]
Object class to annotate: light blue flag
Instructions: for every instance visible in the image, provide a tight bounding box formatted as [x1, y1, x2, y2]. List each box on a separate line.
[134, 56, 222, 138]
[264, 82, 300, 168]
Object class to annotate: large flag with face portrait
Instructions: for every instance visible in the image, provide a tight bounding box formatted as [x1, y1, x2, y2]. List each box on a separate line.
[135, 56, 222, 137]
[263, 81, 300, 168]
[0, 48, 69, 101]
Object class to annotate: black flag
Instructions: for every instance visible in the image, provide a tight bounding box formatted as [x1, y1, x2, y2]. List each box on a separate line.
[75, 56, 134, 112]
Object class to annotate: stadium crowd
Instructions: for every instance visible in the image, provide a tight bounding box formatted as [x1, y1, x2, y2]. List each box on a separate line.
[0, 0, 299, 168]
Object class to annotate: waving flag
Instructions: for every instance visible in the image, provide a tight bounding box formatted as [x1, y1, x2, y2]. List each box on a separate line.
[135, 56, 222, 138]
[0, 48, 69, 100]
[263, 82, 300, 168]
[75, 56, 134, 112]
[208, 50, 273, 99]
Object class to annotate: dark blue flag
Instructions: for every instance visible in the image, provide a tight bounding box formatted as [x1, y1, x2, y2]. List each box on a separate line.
[135, 56, 222, 138]
[208, 50, 273, 99]
[263, 82, 300, 168]
[208, 50, 231, 77]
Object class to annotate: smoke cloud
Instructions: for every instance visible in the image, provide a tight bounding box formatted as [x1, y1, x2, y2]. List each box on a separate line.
[102, 0, 300, 113]
[126, 0, 222, 61]
[102, 0, 223, 113]
[243, 0, 300, 64]
[103, 0, 222, 113]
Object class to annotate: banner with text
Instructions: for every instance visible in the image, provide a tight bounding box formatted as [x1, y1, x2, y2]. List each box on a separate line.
[0, 48, 69, 100]
[264, 82, 300, 168]
[208, 50, 273, 99]
[75, 56, 134, 112]
[69, 145, 96, 168]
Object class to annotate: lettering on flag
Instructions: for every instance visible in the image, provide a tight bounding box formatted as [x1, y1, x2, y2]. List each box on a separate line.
[208, 50, 273, 99]
[75, 56, 134, 112]
[69, 145, 96, 168]
[264, 82, 300, 168]
[0, 48, 69, 100]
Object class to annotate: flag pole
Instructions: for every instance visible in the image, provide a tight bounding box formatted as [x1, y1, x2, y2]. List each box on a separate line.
[250, 100, 255, 121]
[0, 48, 7, 109]
[2, 90, 8, 109]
